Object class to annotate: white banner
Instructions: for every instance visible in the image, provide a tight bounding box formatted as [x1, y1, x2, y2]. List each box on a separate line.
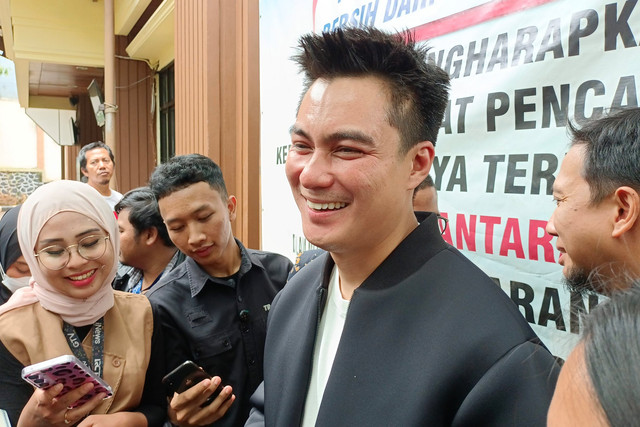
[259, 0, 640, 359]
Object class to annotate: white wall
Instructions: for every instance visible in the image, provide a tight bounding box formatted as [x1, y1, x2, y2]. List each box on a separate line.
[0, 56, 61, 182]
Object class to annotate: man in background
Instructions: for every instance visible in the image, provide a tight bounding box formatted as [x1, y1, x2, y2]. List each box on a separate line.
[77, 141, 122, 210]
[113, 187, 185, 294]
[412, 174, 439, 213]
[546, 107, 640, 295]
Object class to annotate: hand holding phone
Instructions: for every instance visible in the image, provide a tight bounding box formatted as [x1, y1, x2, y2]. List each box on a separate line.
[162, 361, 223, 406]
[21, 355, 113, 409]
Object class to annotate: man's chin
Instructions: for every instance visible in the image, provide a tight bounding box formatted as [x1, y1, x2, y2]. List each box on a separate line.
[563, 266, 609, 296]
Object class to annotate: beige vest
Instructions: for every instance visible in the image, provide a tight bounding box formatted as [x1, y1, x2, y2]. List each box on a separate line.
[0, 291, 153, 414]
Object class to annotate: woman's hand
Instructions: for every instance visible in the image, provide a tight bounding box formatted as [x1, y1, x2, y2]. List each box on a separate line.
[17, 382, 106, 427]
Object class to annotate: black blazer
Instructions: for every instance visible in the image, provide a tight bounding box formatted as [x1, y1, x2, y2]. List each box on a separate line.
[248, 213, 560, 426]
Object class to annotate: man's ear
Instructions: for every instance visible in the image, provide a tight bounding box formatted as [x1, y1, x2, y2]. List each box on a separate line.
[408, 141, 435, 190]
[144, 227, 159, 246]
[80, 167, 88, 177]
[227, 195, 237, 222]
[612, 186, 640, 238]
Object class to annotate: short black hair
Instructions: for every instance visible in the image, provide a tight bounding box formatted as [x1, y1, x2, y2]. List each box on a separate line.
[149, 154, 228, 201]
[292, 27, 450, 153]
[115, 186, 173, 247]
[77, 141, 115, 172]
[569, 107, 640, 204]
[413, 175, 435, 198]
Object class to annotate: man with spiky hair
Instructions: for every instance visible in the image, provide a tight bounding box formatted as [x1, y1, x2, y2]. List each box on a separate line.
[247, 27, 559, 427]
[547, 107, 640, 296]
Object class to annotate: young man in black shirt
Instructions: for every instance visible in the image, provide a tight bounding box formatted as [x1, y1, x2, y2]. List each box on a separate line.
[147, 154, 291, 427]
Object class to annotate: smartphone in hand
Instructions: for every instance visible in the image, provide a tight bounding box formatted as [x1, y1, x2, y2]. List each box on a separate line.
[162, 361, 223, 406]
[21, 355, 113, 408]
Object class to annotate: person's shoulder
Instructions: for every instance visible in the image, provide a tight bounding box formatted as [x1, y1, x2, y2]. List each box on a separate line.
[113, 289, 148, 301]
[288, 249, 326, 280]
[0, 299, 39, 320]
[243, 248, 293, 289]
[247, 248, 291, 263]
[112, 290, 152, 310]
[145, 261, 190, 300]
[0, 300, 50, 337]
[270, 253, 325, 313]
[296, 249, 325, 265]
[438, 244, 494, 277]
[245, 248, 293, 272]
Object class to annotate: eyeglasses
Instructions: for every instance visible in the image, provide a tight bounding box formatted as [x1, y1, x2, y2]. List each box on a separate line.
[35, 235, 110, 270]
[437, 214, 449, 235]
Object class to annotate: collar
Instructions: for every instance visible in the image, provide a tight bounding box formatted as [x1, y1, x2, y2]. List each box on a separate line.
[163, 249, 183, 275]
[319, 212, 446, 292]
[186, 239, 255, 297]
[119, 250, 182, 292]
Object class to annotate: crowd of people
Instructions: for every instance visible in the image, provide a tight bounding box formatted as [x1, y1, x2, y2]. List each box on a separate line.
[0, 26, 639, 426]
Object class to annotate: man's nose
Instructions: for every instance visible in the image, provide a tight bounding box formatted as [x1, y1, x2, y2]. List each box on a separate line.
[187, 224, 206, 246]
[299, 152, 333, 189]
[545, 211, 557, 236]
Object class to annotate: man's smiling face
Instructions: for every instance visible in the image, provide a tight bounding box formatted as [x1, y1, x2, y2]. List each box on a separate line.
[286, 76, 418, 256]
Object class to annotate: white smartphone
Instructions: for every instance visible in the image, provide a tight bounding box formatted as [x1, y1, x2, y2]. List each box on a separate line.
[21, 355, 113, 408]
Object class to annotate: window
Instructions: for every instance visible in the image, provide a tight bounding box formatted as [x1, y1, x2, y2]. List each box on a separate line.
[159, 62, 175, 163]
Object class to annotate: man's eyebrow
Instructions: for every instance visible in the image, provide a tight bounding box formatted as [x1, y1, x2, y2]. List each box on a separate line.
[290, 126, 374, 145]
[326, 130, 374, 145]
[290, 125, 308, 139]
[164, 205, 210, 224]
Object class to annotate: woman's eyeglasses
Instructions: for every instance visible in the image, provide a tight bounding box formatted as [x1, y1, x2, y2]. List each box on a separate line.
[35, 235, 110, 270]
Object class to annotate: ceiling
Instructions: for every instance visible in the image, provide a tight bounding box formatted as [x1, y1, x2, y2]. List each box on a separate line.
[0, 0, 153, 109]
[30, 62, 104, 99]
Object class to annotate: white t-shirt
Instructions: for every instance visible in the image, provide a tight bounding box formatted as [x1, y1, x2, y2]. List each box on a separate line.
[301, 266, 350, 427]
[103, 189, 123, 211]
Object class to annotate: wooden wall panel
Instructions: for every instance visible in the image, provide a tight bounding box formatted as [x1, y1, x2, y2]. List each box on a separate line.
[63, 37, 156, 195]
[114, 35, 156, 194]
[242, 0, 261, 250]
[63, 93, 102, 181]
[174, 0, 261, 248]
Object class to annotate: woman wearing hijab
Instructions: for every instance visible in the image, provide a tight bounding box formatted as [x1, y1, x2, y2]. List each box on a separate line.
[0, 205, 31, 304]
[0, 180, 166, 426]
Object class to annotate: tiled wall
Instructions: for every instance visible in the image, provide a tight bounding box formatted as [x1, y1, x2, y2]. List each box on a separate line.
[0, 171, 42, 207]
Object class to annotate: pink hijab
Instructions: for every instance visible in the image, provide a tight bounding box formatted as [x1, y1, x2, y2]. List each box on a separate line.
[0, 180, 118, 326]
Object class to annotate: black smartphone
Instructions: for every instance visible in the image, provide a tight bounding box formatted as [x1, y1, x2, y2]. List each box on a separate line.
[162, 361, 222, 406]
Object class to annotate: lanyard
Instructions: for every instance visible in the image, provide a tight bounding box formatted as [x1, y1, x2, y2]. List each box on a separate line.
[63, 317, 105, 378]
[131, 272, 164, 294]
